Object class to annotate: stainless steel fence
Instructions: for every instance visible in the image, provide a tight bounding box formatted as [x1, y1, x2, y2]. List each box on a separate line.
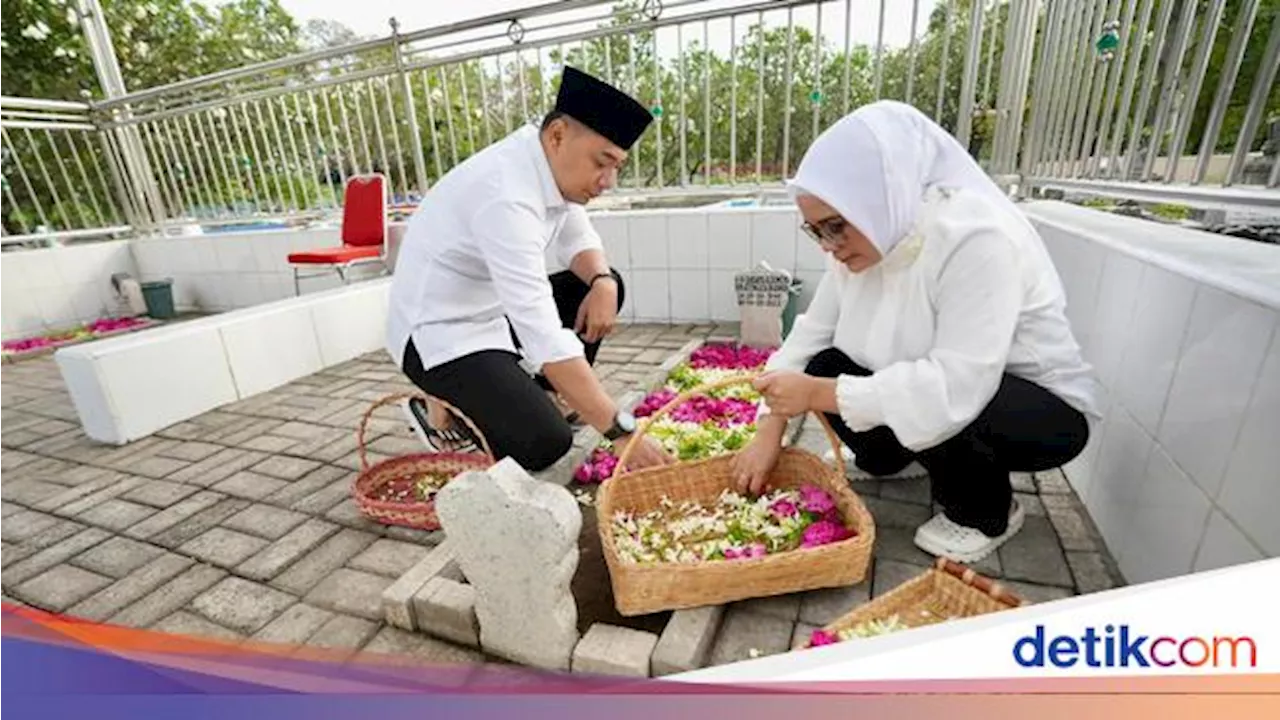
[3, 0, 1278, 246]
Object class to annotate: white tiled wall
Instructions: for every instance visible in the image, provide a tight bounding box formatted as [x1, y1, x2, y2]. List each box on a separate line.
[586, 205, 811, 324]
[1025, 201, 1278, 582]
[1, 241, 137, 340]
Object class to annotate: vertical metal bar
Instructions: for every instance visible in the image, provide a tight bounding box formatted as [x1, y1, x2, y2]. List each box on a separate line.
[904, 0, 921, 105]
[477, 60, 494, 148]
[1142, 0, 1198, 181]
[730, 14, 738, 185]
[1194, 0, 1259, 184]
[1024, 0, 1065, 177]
[169, 117, 209, 214]
[85, 128, 126, 223]
[241, 102, 274, 211]
[263, 101, 298, 212]
[3, 181, 30, 233]
[1062, 0, 1106, 174]
[350, 85, 375, 175]
[1002, 0, 1041, 177]
[21, 128, 72, 228]
[497, 55, 510, 135]
[177, 114, 216, 214]
[102, 129, 144, 229]
[381, 78, 408, 200]
[654, 29, 663, 188]
[782, 8, 795, 177]
[843, 0, 853, 115]
[756, 10, 765, 183]
[278, 97, 309, 211]
[225, 106, 259, 214]
[703, 20, 712, 186]
[203, 109, 239, 213]
[366, 79, 392, 189]
[604, 36, 614, 86]
[1226, 11, 1280, 186]
[3, 129, 51, 229]
[319, 90, 348, 200]
[456, 64, 477, 157]
[516, 51, 530, 125]
[155, 119, 191, 217]
[537, 47, 550, 114]
[982, 1, 1000, 107]
[420, 70, 444, 181]
[1164, 0, 1226, 183]
[212, 108, 250, 215]
[255, 100, 290, 212]
[438, 67, 460, 167]
[814, 3, 824, 139]
[1090, 0, 1142, 177]
[936, 1, 955, 121]
[1105, 0, 1155, 177]
[1068, 0, 1112, 176]
[294, 94, 326, 208]
[392, 22, 428, 196]
[66, 132, 108, 226]
[629, 34, 640, 186]
[955, 0, 987, 147]
[1047, 0, 1089, 174]
[873, 0, 887, 99]
[991, 0, 1021, 171]
[335, 87, 361, 176]
[679, 24, 687, 185]
[45, 131, 90, 228]
[1040, 0, 1079, 173]
[1269, 150, 1280, 187]
[194, 112, 231, 215]
[1122, 0, 1176, 179]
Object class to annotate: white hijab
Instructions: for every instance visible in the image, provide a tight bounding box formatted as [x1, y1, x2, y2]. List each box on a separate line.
[788, 100, 1032, 256]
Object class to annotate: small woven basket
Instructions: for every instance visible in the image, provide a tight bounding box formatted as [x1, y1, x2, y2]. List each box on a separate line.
[597, 374, 876, 616]
[351, 393, 494, 531]
[803, 557, 1024, 647]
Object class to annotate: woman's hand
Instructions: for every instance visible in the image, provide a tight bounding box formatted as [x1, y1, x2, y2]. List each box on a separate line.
[753, 370, 818, 417]
[732, 432, 783, 496]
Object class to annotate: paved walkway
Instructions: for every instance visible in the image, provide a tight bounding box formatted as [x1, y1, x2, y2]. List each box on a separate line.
[1, 322, 1123, 669]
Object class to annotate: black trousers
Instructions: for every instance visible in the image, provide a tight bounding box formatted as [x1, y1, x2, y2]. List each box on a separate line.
[401, 268, 625, 471]
[806, 348, 1089, 537]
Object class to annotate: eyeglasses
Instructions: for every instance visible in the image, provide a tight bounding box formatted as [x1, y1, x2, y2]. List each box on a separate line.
[800, 216, 847, 249]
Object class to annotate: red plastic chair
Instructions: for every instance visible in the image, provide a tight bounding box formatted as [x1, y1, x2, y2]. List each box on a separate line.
[288, 174, 390, 295]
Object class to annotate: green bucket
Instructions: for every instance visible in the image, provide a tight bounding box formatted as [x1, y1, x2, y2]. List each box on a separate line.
[140, 279, 177, 320]
[781, 278, 804, 338]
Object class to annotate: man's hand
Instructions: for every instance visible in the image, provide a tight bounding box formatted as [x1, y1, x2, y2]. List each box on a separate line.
[575, 278, 619, 343]
[753, 370, 820, 417]
[614, 433, 673, 471]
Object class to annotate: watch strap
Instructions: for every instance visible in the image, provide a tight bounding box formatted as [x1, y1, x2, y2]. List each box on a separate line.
[589, 272, 616, 288]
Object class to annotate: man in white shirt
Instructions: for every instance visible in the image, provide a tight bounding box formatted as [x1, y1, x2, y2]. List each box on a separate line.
[386, 66, 672, 473]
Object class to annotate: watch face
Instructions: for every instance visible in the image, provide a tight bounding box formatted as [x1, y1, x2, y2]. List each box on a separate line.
[618, 411, 637, 433]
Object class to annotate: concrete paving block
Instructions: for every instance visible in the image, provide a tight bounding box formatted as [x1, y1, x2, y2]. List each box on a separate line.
[381, 540, 460, 630]
[651, 605, 724, 676]
[235, 519, 340, 581]
[190, 576, 297, 634]
[178, 527, 269, 568]
[707, 606, 794, 666]
[271, 528, 377, 595]
[572, 624, 659, 677]
[12, 564, 112, 612]
[69, 536, 164, 578]
[304, 567, 394, 621]
[412, 577, 479, 647]
[67, 553, 194, 622]
[251, 603, 335, 646]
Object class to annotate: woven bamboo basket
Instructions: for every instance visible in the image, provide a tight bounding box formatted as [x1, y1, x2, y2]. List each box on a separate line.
[351, 393, 494, 531]
[802, 558, 1024, 648]
[597, 374, 876, 616]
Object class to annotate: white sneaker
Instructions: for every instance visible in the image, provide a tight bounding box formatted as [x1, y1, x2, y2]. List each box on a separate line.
[912, 500, 1026, 564]
[823, 447, 928, 482]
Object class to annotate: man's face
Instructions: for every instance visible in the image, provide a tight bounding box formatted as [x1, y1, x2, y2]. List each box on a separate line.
[543, 117, 627, 204]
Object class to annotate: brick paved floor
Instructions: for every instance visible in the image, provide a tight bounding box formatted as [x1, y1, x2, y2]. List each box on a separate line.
[1, 321, 1124, 669]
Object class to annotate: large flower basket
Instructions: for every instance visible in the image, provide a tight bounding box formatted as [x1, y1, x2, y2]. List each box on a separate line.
[803, 558, 1024, 648]
[352, 393, 494, 531]
[597, 375, 876, 616]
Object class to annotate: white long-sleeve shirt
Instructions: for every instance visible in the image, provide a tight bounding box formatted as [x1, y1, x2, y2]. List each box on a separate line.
[765, 186, 1100, 451]
[386, 124, 604, 373]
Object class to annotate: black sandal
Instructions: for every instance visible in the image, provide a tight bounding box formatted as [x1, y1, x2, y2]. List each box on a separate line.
[404, 397, 482, 454]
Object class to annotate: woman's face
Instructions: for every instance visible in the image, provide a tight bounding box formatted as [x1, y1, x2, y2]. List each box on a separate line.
[796, 194, 883, 273]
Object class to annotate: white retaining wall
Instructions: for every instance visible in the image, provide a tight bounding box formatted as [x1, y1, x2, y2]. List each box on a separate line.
[1024, 201, 1278, 583]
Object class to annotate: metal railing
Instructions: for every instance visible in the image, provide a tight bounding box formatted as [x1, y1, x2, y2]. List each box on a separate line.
[2, 0, 1278, 247]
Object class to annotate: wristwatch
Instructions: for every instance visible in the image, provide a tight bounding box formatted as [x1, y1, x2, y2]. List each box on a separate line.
[603, 409, 637, 441]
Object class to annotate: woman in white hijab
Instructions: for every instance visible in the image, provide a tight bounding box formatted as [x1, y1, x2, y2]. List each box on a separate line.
[734, 101, 1100, 563]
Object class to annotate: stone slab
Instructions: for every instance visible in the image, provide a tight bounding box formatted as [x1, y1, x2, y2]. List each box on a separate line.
[152, 611, 244, 641]
[12, 564, 113, 612]
[572, 623, 659, 677]
[250, 603, 334, 646]
[109, 563, 227, 628]
[797, 580, 872, 626]
[236, 519, 341, 581]
[707, 606, 794, 666]
[76, 498, 157, 532]
[123, 491, 225, 540]
[271, 528, 378, 595]
[651, 605, 724, 676]
[381, 540, 461, 630]
[122, 480, 201, 509]
[190, 577, 297, 634]
[998, 516, 1074, 588]
[221, 503, 309, 540]
[67, 553, 194, 622]
[303, 567, 393, 621]
[412, 576, 480, 648]
[2, 527, 112, 586]
[348, 538, 431, 578]
[69, 536, 164, 578]
[358, 626, 485, 666]
[732, 594, 801, 623]
[211, 471, 289, 501]
[148, 498, 252, 548]
[179, 527, 269, 567]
